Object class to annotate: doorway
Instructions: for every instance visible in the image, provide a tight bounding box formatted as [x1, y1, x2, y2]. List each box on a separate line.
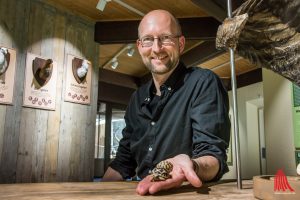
[94, 102, 126, 178]
[246, 98, 266, 177]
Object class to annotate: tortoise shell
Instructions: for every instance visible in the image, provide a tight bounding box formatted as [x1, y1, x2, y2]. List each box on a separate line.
[151, 160, 173, 181]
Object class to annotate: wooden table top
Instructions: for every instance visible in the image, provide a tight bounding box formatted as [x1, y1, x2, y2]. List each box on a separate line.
[0, 180, 255, 200]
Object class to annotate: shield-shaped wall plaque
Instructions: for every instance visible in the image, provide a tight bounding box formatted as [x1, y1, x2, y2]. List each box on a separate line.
[32, 57, 53, 87]
[72, 57, 87, 84]
[0, 49, 10, 76]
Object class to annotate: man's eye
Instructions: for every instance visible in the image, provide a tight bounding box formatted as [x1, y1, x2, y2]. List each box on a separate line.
[161, 35, 172, 42]
[142, 37, 154, 43]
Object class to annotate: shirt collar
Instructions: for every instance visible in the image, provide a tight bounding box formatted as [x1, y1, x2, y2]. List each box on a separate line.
[142, 61, 188, 104]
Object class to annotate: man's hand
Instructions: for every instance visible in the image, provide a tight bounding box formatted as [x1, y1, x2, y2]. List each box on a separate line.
[136, 154, 202, 195]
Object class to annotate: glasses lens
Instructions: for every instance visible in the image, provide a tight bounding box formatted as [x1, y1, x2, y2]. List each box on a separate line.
[160, 35, 174, 44]
[141, 36, 154, 47]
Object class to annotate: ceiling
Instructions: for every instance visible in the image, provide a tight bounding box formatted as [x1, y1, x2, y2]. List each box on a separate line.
[45, 0, 258, 81]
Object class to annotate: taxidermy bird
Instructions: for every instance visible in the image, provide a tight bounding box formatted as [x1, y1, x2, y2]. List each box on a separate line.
[0, 47, 8, 75]
[77, 59, 89, 78]
[38, 59, 53, 82]
[216, 0, 300, 86]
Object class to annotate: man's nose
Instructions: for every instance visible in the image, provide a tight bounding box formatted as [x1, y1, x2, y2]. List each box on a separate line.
[152, 38, 163, 52]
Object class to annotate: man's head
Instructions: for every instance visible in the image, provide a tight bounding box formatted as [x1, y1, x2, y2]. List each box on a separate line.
[137, 10, 185, 75]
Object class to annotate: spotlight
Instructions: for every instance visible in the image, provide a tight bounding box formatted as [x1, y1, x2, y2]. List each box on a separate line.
[96, 0, 111, 11]
[111, 58, 118, 69]
[127, 48, 135, 57]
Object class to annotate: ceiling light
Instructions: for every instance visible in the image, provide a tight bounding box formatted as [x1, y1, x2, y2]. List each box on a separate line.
[127, 48, 135, 57]
[96, 0, 111, 11]
[111, 58, 118, 69]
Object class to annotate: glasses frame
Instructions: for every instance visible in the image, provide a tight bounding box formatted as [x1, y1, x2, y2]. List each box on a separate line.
[138, 34, 181, 47]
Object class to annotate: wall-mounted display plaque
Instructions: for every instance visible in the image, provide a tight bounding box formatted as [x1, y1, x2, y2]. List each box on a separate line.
[23, 53, 58, 110]
[0, 46, 17, 105]
[64, 54, 92, 105]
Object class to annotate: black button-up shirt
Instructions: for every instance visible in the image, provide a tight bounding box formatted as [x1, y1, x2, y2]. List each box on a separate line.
[110, 61, 230, 180]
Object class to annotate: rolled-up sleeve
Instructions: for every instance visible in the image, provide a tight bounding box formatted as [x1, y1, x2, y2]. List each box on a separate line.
[190, 71, 231, 181]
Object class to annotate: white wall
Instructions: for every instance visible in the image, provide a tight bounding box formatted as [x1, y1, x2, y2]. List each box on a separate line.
[223, 82, 263, 179]
[263, 69, 296, 176]
[223, 69, 297, 180]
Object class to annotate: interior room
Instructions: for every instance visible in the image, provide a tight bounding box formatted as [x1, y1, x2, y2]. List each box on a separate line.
[0, 0, 299, 199]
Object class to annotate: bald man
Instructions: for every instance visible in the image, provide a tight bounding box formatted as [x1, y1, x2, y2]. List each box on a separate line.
[102, 10, 230, 195]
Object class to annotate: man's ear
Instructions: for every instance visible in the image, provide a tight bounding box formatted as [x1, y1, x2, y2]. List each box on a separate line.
[179, 36, 185, 54]
[136, 39, 142, 53]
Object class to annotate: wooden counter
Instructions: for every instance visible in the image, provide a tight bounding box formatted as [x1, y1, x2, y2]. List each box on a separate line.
[0, 180, 255, 200]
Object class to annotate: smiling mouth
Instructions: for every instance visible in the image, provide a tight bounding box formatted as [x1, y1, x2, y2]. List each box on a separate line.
[151, 55, 168, 61]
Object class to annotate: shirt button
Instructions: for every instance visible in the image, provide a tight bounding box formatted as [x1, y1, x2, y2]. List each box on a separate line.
[151, 121, 155, 126]
[149, 147, 153, 151]
[168, 87, 171, 91]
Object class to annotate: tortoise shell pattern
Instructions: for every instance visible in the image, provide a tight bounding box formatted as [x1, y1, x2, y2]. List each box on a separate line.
[151, 160, 173, 181]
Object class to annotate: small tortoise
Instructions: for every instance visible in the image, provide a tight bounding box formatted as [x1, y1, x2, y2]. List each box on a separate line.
[151, 160, 173, 181]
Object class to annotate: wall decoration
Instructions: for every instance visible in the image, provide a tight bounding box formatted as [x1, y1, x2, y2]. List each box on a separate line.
[23, 53, 58, 110]
[0, 46, 17, 105]
[64, 54, 92, 105]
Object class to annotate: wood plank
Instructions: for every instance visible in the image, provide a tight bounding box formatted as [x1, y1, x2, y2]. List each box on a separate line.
[46, 0, 208, 22]
[191, 0, 245, 22]
[0, 181, 255, 200]
[0, 0, 9, 167]
[57, 19, 78, 182]
[43, 13, 66, 182]
[31, 2, 56, 183]
[16, 0, 46, 183]
[94, 17, 220, 44]
[82, 23, 99, 181]
[191, 0, 226, 22]
[0, 0, 30, 183]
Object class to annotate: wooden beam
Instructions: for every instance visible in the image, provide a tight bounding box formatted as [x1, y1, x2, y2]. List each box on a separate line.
[99, 68, 140, 89]
[181, 41, 224, 67]
[226, 68, 262, 91]
[94, 17, 220, 44]
[191, 0, 226, 22]
[98, 82, 135, 106]
[191, 0, 245, 22]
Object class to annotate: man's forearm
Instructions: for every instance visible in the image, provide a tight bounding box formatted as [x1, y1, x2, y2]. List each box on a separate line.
[102, 167, 123, 181]
[192, 155, 220, 181]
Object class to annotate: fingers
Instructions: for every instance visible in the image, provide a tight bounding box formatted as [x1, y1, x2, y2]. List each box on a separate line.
[136, 174, 184, 195]
[183, 167, 202, 187]
[148, 176, 183, 194]
[136, 175, 153, 195]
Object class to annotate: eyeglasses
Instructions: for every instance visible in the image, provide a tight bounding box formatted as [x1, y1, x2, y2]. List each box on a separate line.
[138, 34, 181, 47]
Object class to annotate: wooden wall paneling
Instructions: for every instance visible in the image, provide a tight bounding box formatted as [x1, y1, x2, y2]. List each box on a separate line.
[84, 26, 99, 181]
[9, 0, 30, 183]
[32, 3, 56, 183]
[57, 15, 97, 181]
[0, 0, 30, 183]
[0, 0, 98, 183]
[17, 0, 46, 183]
[16, 109, 36, 183]
[76, 23, 89, 182]
[0, 0, 10, 167]
[70, 22, 89, 182]
[57, 21, 78, 182]
[44, 14, 66, 182]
